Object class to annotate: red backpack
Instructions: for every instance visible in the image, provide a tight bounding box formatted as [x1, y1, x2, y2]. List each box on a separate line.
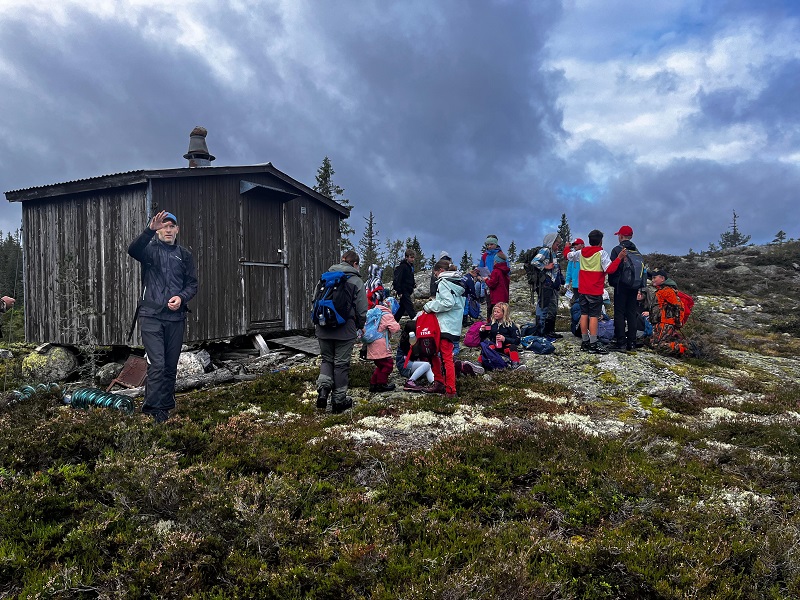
[676, 290, 694, 327]
[413, 312, 441, 361]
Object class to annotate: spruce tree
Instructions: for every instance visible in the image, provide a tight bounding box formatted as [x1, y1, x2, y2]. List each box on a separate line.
[507, 240, 517, 263]
[772, 230, 787, 245]
[557, 214, 572, 246]
[314, 156, 355, 251]
[357, 212, 382, 275]
[718, 210, 751, 249]
[459, 250, 473, 272]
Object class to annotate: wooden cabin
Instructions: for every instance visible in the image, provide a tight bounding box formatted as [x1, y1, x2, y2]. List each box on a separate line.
[5, 162, 348, 345]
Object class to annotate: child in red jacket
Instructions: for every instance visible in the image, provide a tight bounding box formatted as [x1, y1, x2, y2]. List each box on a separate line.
[564, 229, 625, 354]
[483, 252, 510, 320]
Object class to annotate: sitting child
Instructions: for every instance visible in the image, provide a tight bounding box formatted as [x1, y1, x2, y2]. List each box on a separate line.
[395, 319, 435, 392]
[367, 299, 401, 392]
[479, 302, 525, 370]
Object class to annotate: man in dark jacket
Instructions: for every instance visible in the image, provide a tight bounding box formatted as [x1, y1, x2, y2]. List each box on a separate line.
[316, 250, 368, 413]
[392, 248, 417, 321]
[128, 210, 198, 423]
[609, 225, 642, 351]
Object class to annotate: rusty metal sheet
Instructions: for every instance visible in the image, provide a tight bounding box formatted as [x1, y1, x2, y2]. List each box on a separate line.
[106, 354, 148, 392]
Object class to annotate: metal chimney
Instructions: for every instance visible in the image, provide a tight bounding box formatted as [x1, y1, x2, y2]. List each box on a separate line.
[184, 126, 216, 167]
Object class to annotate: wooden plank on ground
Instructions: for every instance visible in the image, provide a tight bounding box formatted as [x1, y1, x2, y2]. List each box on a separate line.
[269, 335, 321, 355]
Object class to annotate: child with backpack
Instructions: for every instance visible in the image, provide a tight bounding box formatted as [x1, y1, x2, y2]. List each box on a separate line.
[395, 319, 435, 392]
[364, 299, 401, 392]
[564, 229, 624, 354]
[479, 302, 525, 370]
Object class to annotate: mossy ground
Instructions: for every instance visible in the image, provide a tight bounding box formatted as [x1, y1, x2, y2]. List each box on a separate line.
[2, 356, 800, 599]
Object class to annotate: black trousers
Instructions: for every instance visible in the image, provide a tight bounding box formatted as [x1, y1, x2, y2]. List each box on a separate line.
[394, 293, 416, 321]
[140, 316, 185, 414]
[613, 286, 639, 345]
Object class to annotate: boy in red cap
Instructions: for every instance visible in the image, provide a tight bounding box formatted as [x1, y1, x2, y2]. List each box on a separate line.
[609, 225, 645, 351]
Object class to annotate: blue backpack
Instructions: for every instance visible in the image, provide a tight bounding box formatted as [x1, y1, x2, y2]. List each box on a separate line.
[361, 306, 385, 343]
[480, 340, 509, 371]
[521, 335, 555, 354]
[311, 271, 354, 328]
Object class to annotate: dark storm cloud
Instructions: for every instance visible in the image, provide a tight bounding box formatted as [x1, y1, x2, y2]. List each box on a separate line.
[586, 158, 800, 254]
[2, 0, 799, 260]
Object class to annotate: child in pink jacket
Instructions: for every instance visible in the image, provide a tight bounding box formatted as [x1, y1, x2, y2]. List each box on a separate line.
[367, 299, 401, 392]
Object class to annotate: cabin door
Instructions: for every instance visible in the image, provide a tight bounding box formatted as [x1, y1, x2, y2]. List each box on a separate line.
[241, 195, 286, 330]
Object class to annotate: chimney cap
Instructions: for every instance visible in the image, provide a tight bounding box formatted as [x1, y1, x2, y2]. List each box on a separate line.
[184, 126, 215, 162]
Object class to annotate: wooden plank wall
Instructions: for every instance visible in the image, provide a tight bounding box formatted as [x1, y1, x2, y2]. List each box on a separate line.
[283, 195, 340, 330]
[22, 186, 147, 345]
[21, 170, 342, 345]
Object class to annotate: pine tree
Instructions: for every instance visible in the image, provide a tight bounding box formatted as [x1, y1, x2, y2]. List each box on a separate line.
[313, 156, 355, 252]
[557, 213, 572, 246]
[459, 250, 473, 272]
[718, 210, 751, 249]
[384, 238, 405, 269]
[772, 230, 787, 245]
[357, 211, 382, 276]
[507, 240, 517, 263]
[429, 253, 437, 269]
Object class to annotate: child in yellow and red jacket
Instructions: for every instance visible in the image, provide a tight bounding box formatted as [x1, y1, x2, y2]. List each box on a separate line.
[564, 229, 624, 354]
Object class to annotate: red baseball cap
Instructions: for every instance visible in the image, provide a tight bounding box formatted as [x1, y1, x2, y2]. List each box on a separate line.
[614, 225, 633, 236]
[572, 238, 585, 245]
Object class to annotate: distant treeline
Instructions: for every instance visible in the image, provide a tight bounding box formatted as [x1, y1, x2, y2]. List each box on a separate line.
[0, 231, 23, 303]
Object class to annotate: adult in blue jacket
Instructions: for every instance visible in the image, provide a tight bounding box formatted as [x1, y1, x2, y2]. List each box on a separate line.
[128, 210, 198, 423]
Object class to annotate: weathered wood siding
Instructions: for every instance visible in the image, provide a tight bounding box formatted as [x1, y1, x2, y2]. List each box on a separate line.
[284, 194, 340, 329]
[22, 186, 147, 345]
[16, 165, 344, 345]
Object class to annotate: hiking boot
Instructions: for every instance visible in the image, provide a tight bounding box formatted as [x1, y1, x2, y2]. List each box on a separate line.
[423, 381, 446, 395]
[374, 383, 396, 393]
[369, 384, 377, 393]
[580, 340, 591, 352]
[610, 339, 627, 351]
[331, 397, 353, 414]
[546, 331, 564, 340]
[588, 341, 609, 355]
[316, 387, 330, 409]
[626, 343, 637, 352]
[512, 362, 527, 371]
[462, 361, 485, 376]
[403, 379, 423, 392]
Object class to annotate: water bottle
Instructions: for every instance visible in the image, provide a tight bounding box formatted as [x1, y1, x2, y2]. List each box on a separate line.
[319, 312, 326, 327]
[409, 332, 417, 345]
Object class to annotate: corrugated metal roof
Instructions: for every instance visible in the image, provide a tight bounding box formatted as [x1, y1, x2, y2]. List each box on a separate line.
[4, 163, 350, 216]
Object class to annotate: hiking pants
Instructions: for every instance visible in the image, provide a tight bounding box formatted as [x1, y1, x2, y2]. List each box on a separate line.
[394, 293, 415, 321]
[431, 338, 456, 395]
[317, 337, 356, 402]
[613, 286, 639, 345]
[538, 285, 558, 321]
[370, 357, 394, 385]
[140, 316, 185, 415]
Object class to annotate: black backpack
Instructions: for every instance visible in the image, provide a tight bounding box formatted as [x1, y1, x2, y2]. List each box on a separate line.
[311, 271, 355, 328]
[619, 250, 645, 289]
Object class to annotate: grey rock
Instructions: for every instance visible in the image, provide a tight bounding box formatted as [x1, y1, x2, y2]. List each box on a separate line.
[95, 362, 124, 387]
[22, 345, 78, 382]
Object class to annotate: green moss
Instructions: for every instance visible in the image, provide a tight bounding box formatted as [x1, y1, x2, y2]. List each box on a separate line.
[597, 371, 617, 384]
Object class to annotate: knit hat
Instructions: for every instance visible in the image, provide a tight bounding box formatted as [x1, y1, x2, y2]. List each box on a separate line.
[485, 235, 499, 246]
[614, 225, 633, 236]
[572, 238, 585, 246]
[650, 269, 668, 279]
[439, 251, 452, 261]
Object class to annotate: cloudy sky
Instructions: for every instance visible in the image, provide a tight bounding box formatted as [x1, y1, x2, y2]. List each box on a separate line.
[1, 0, 798, 260]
